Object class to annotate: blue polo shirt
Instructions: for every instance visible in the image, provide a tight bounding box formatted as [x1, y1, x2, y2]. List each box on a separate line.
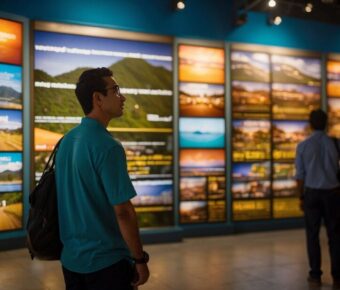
[55, 117, 136, 273]
[295, 130, 340, 189]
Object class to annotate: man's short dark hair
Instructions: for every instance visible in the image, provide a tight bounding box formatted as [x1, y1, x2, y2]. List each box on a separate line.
[75, 68, 113, 115]
[309, 109, 327, 131]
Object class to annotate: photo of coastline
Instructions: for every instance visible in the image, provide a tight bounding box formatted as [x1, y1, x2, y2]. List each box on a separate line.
[179, 117, 225, 148]
[179, 82, 224, 117]
[0, 64, 22, 109]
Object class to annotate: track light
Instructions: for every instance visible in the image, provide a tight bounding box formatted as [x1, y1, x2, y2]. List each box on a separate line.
[268, 15, 282, 25]
[268, 0, 277, 8]
[176, 0, 185, 10]
[305, 2, 313, 12]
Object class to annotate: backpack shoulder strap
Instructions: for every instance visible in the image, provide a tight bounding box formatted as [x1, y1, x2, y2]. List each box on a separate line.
[42, 137, 64, 174]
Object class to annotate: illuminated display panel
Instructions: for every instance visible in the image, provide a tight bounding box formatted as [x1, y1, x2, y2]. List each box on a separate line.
[232, 120, 271, 161]
[327, 59, 340, 137]
[233, 200, 271, 221]
[179, 117, 225, 149]
[178, 44, 226, 224]
[273, 197, 303, 219]
[179, 45, 225, 84]
[271, 55, 321, 86]
[179, 83, 224, 117]
[0, 63, 22, 110]
[272, 83, 320, 120]
[272, 120, 310, 160]
[0, 19, 22, 65]
[34, 25, 174, 228]
[0, 18, 23, 232]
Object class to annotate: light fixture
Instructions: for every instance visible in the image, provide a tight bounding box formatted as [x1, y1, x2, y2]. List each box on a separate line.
[176, 0, 185, 10]
[305, 2, 313, 13]
[268, 0, 277, 8]
[268, 15, 282, 25]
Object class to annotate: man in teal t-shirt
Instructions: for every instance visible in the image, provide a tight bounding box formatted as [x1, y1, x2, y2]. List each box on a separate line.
[55, 68, 150, 290]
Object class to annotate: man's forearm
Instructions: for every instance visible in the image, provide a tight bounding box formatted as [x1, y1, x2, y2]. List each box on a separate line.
[114, 201, 144, 259]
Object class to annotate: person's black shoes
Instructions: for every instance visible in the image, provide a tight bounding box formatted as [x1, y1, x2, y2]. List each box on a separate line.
[307, 276, 322, 287]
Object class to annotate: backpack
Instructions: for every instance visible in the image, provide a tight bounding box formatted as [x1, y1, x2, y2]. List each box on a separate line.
[26, 138, 63, 260]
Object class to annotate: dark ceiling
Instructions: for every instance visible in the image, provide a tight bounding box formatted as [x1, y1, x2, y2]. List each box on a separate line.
[235, 0, 340, 25]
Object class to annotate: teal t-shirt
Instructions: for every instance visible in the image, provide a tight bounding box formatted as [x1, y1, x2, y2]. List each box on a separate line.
[55, 117, 136, 273]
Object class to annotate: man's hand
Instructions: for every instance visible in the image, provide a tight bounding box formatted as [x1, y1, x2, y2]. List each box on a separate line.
[132, 263, 150, 287]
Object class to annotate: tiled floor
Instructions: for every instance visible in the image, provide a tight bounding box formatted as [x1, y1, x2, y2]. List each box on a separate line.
[0, 228, 335, 290]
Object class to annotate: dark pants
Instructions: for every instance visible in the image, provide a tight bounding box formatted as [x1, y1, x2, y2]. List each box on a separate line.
[304, 187, 340, 280]
[62, 259, 134, 290]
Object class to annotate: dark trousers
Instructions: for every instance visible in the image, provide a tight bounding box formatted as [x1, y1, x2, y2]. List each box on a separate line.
[62, 259, 134, 290]
[304, 187, 340, 280]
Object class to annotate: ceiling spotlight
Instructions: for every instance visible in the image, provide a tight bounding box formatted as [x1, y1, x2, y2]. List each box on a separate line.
[268, 15, 282, 25]
[268, 0, 277, 8]
[305, 2, 313, 13]
[176, 0, 185, 10]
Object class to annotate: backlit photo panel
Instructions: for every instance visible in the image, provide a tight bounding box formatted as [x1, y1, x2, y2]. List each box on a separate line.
[327, 60, 340, 98]
[232, 161, 270, 181]
[273, 197, 303, 218]
[273, 162, 296, 179]
[271, 55, 321, 86]
[233, 200, 271, 221]
[231, 51, 270, 83]
[328, 98, 340, 137]
[180, 177, 207, 201]
[273, 121, 310, 160]
[179, 118, 225, 148]
[0, 19, 22, 65]
[232, 181, 271, 199]
[180, 149, 225, 176]
[178, 45, 225, 84]
[34, 30, 173, 150]
[0, 152, 22, 193]
[232, 120, 271, 161]
[0, 63, 22, 110]
[232, 81, 270, 119]
[0, 191, 22, 231]
[179, 83, 224, 117]
[0, 109, 22, 151]
[272, 83, 320, 120]
[273, 179, 298, 197]
[180, 201, 208, 223]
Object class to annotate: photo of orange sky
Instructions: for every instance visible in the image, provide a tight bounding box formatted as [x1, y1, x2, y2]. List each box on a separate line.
[0, 19, 22, 65]
[179, 45, 224, 84]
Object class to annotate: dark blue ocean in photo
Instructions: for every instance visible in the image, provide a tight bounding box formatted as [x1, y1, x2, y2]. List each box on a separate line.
[180, 132, 225, 148]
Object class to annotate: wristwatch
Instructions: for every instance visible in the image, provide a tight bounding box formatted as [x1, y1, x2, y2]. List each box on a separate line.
[133, 250, 149, 264]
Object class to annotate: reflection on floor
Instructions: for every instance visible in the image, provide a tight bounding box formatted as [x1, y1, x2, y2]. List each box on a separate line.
[0, 228, 335, 290]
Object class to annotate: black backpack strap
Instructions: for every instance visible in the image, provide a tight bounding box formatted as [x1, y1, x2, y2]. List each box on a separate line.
[333, 138, 340, 157]
[42, 137, 64, 174]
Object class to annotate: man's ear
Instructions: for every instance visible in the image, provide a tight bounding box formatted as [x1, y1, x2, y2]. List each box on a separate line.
[92, 91, 103, 108]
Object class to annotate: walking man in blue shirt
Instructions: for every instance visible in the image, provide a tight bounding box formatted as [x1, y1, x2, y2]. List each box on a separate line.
[296, 109, 340, 289]
[55, 68, 150, 290]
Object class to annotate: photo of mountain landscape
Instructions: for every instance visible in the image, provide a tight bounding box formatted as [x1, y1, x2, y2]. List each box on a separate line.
[179, 82, 224, 117]
[0, 19, 22, 65]
[34, 30, 173, 149]
[0, 152, 22, 193]
[231, 51, 270, 83]
[0, 109, 22, 151]
[179, 45, 224, 84]
[272, 55, 321, 86]
[0, 64, 22, 109]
